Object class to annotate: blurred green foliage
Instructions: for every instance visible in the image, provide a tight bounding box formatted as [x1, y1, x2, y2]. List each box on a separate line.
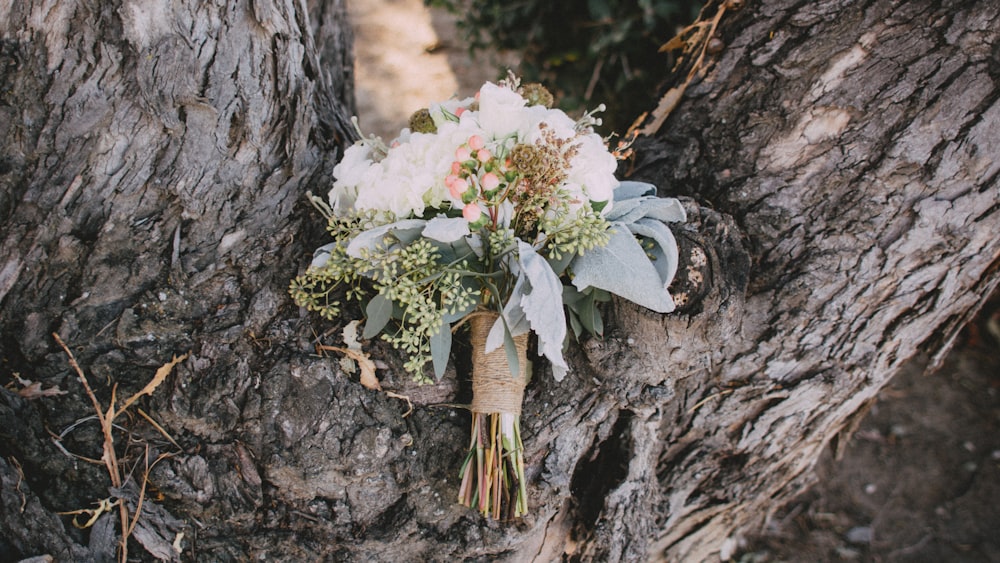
[428, 0, 704, 134]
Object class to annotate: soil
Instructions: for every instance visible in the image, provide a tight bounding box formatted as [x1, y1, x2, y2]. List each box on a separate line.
[349, 3, 1000, 561]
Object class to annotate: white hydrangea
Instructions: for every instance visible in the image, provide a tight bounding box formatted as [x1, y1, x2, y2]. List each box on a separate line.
[329, 142, 374, 216]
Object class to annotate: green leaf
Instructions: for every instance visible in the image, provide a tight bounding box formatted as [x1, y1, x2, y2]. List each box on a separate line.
[576, 291, 604, 336]
[567, 308, 583, 339]
[562, 284, 586, 306]
[546, 249, 575, 276]
[429, 319, 452, 381]
[362, 293, 393, 339]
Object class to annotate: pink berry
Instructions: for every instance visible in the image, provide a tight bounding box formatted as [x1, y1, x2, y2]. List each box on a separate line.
[468, 135, 485, 150]
[477, 148, 491, 162]
[481, 172, 500, 190]
[463, 204, 482, 222]
[455, 146, 472, 161]
[448, 177, 468, 198]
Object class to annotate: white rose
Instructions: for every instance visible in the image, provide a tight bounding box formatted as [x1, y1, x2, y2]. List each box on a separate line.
[568, 133, 618, 209]
[477, 82, 534, 139]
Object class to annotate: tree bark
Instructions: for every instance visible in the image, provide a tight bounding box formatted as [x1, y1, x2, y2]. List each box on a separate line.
[0, 0, 997, 562]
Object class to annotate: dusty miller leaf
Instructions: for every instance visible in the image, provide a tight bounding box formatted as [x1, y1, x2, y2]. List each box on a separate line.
[345, 218, 427, 258]
[422, 216, 471, 243]
[571, 226, 676, 313]
[310, 242, 337, 269]
[517, 241, 567, 373]
[630, 218, 681, 288]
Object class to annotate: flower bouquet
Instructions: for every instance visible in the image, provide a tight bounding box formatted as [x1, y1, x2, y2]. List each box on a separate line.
[290, 75, 685, 519]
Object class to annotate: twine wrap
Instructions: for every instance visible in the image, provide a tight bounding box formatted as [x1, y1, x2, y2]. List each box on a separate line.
[470, 312, 528, 415]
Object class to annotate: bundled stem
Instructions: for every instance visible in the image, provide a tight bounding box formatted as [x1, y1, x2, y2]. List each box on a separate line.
[457, 313, 529, 518]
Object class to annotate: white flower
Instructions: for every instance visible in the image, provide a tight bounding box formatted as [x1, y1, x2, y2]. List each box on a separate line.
[477, 82, 535, 140]
[429, 96, 475, 127]
[529, 108, 577, 143]
[326, 79, 619, 224]
[329, 142, 375, 215]
[567, 133, 618, 210]
[346, 123, 476, 219]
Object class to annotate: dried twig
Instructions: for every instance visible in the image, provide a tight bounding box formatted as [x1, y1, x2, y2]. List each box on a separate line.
[53, 333, 187, 562]
[637, 2, 732, 136]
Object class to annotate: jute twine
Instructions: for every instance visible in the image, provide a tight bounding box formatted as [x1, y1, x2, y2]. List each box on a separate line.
[470, 312, 528, 415]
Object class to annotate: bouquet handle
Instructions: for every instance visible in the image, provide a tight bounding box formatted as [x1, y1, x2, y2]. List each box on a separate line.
[458, 312, 530, 519]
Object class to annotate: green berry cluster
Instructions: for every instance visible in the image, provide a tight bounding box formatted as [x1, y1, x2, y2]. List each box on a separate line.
[539, 205, 611, 262]
[374, 239, 479, 381]
[291, 214, 481, 382]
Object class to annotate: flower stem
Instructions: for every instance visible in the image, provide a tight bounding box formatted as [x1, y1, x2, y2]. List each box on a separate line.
[457, 411, 528, 519]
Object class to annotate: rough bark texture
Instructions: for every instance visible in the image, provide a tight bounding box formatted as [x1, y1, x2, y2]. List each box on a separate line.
[0, 0, 997, 562]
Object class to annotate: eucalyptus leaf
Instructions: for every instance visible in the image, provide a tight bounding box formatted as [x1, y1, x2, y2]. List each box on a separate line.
[562, 284, 586, 306]
[546, 249, 575, 276]
[449, 236, 476, 261]
[567, 308, 583, 339]
[429, 319, 452, 381]
[575, 290, 604, 336]
[393, 226, 426, 246]
[485, 313, 506, 354]
[362, 292, 393, 339]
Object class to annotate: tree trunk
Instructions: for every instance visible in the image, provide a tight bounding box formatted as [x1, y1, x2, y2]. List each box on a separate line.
[0, 1, 997, 562]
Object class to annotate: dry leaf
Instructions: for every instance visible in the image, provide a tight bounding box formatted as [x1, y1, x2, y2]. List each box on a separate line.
[658, 34, 688, 53]
[639, 86, 686, 136]
[59, 497, 119, 529]
[642, 4, 729, 135]
[342, 320, 364, 350]
[118, 352, 189, 416]
[318, 345, 381, 390]
[14, 378, 68, 399]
